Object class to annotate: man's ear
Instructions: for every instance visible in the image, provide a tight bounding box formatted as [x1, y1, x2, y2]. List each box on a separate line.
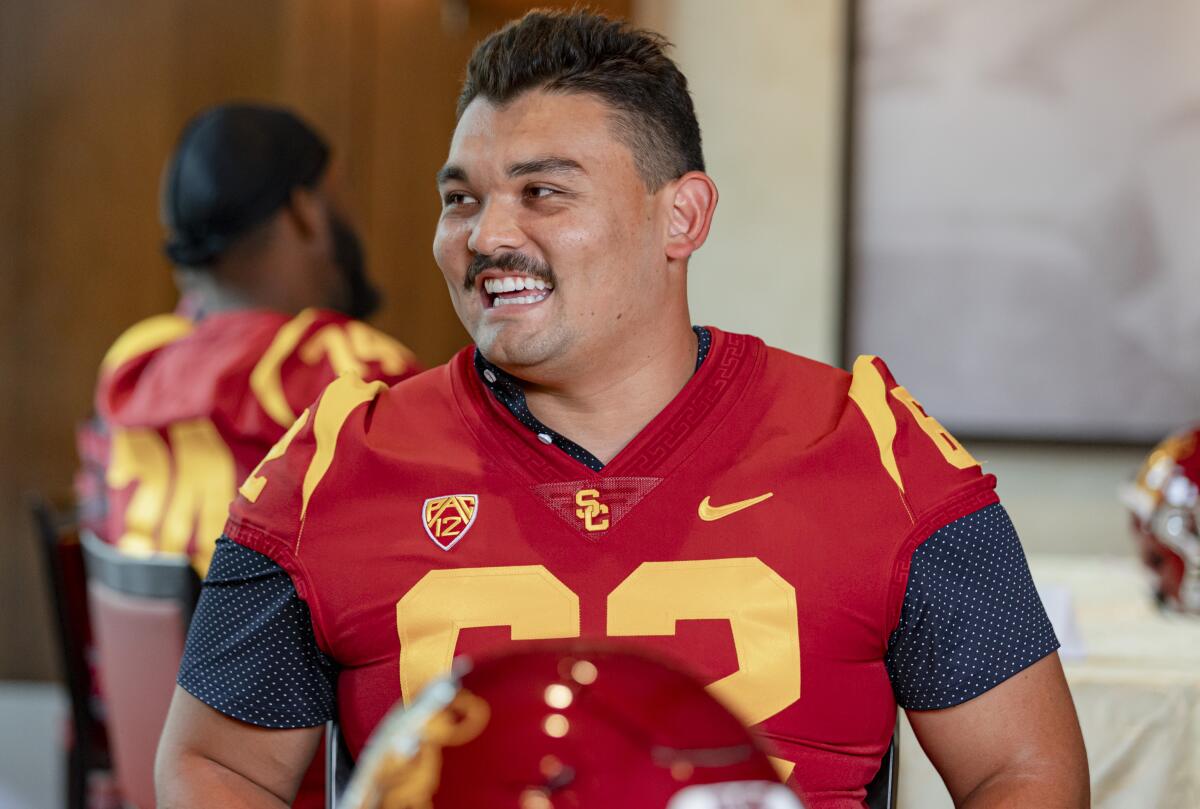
[665, 171, 719, 261]
[283, 186, 324, 242]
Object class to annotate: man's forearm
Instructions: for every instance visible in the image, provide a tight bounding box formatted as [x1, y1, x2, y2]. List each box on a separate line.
[156, 750, 293, 809]
[959, 770, 1089, 809]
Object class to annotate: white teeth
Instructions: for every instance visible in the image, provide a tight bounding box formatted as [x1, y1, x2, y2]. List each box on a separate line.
[483, 276, 553, 294]
[491, 292, 549, 307]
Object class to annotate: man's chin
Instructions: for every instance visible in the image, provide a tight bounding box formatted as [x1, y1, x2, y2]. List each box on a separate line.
[478, 343, 553, 372]
[473, 324, 560, 373]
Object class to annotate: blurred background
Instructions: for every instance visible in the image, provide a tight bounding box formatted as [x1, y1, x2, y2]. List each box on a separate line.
[1, 1, 1195, 807]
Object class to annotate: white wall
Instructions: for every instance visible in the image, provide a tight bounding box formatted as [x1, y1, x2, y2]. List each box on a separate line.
[635, 0, 1148, 557]
[973, 442, 1145, 556]
[635, 0, 845, 364]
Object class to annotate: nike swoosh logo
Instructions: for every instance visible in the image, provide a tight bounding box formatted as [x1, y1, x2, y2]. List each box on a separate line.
[698, 492, 774, 521]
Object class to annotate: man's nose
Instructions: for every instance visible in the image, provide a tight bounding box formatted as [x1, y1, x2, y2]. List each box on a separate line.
[468, 199, 525, 256]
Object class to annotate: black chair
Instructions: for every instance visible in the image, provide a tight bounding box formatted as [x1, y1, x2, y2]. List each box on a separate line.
[326, 720, 354, 809]
[864, 733, 899, 809]
[79, 530, 199, 809]
[29, 496, 114, 809]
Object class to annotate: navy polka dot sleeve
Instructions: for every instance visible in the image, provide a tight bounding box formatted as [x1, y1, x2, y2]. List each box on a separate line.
[177, 537, 337, 728]
[885, 503, 1060, 710]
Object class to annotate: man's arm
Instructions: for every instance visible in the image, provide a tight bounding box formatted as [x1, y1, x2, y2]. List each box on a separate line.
[883, 503, 1089, 807]
[907, 653, 1088, 808]
[158, 537, 339, 807]
[156, 687, 323, 808]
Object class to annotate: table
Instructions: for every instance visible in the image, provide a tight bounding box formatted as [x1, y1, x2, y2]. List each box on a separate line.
[897, 554, 1200, 808]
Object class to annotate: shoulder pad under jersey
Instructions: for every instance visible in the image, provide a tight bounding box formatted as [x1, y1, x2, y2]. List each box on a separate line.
[225, 373, 390, 565]
[249, 309, 420, 430]
[846, 355, 995, 523]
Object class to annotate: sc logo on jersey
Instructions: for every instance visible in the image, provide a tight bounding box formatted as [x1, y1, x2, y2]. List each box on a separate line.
[422, 494, 479, 551]
[574, 489, 610, 532]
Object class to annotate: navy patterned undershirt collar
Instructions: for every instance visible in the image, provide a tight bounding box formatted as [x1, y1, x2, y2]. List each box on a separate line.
[473, 326, 712, 472]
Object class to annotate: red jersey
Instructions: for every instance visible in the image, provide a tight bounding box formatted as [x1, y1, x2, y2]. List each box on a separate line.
[225, 328, 997, 807]
[91, 307, 420, 575]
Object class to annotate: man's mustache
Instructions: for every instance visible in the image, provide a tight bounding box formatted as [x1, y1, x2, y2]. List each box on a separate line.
[464, 252, 556, 291]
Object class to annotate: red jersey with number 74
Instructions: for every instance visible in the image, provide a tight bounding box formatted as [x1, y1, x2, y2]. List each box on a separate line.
[224, 327, 998, 807]
[88, 307, 420, 575]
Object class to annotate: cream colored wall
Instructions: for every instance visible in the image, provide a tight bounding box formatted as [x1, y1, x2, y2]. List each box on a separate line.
[634, 0, 844, 363]
[973, 442, 1144, 556]
[634, 0, 1147, 557]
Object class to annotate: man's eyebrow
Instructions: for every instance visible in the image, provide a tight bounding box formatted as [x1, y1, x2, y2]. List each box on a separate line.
[436, 164, 466, 185]
[437, 157, 585, 185]
[508, 157, 585, 178]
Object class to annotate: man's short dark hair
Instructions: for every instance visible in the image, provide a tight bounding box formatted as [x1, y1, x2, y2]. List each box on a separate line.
[458, 10, 704, 190]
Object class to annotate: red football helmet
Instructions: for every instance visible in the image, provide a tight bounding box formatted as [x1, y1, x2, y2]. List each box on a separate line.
[1124, 426, 1200, 613]
[343, 642, 803, 809]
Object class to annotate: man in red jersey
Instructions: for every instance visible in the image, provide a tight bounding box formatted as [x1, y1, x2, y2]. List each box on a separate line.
[157, 14, 1088, 809]
[80, 104, 420, 576]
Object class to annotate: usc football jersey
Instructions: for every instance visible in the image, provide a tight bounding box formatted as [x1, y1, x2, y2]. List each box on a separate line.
[86, 307, 420, 575]
[182, 327, 1057, 808]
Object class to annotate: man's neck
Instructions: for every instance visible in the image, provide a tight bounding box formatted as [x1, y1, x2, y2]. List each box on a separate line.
[520, 325, 700, 465]
[174, 270, 259, 317]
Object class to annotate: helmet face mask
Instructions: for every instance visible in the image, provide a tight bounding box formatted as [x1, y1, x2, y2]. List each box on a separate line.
[1150, 507, 1200, 562]
[1127, 427, 1200, 613]
[350, 684, 492, 809]
[344, 643, 804, 809]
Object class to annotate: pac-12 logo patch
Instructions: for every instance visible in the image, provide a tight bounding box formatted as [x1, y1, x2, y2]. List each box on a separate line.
[422, 494, 478, 551]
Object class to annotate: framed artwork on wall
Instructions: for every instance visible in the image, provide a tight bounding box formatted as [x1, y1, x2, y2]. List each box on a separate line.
[845, 0, 1200, 442]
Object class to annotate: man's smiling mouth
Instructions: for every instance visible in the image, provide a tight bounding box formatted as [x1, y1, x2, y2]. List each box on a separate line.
[482, 274, 554, 308]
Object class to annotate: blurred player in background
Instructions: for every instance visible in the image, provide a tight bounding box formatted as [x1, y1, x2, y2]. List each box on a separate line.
[76, 104, 421, 809]
[77, 103, 421, 576]
[158, 13, 1087, 808]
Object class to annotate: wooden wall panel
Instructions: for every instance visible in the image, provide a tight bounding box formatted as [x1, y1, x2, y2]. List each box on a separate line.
[364, 0, 475, 364]
[2, 0, 181, 682]
[0, 0, 628, 681]
[0, 0, 34, 680]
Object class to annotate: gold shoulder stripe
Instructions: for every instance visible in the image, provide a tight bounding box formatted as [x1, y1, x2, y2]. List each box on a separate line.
[890, 385, 980, 470]
[301, 374, 388, 521]
[250, 308, 320, 428]
[100, 314, 193, 374]
[238, 407, 311, 504]
[847, 355, 904, 494]
[769, 757, 796, 783]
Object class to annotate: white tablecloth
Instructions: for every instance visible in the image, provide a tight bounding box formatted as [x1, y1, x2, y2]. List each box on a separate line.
[897, 554, 1200, 808]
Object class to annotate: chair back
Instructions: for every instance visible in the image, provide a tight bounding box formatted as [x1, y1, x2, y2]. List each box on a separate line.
[325, 720, 354, 809]
[28, 496, 112, 809]
[81, 531, 199, 809]
[864, 732, 899, 809]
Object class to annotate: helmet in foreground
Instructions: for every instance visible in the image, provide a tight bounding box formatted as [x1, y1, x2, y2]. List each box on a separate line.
[343, 642, 803, 809]
[1123, 426, 1200, 613]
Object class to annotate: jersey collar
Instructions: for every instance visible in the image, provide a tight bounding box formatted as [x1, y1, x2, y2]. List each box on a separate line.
[471, 327, 713, 472]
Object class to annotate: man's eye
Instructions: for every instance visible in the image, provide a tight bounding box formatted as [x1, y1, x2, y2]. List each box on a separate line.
[525, 186, 558, 200]
[443, 191, 477, 207]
